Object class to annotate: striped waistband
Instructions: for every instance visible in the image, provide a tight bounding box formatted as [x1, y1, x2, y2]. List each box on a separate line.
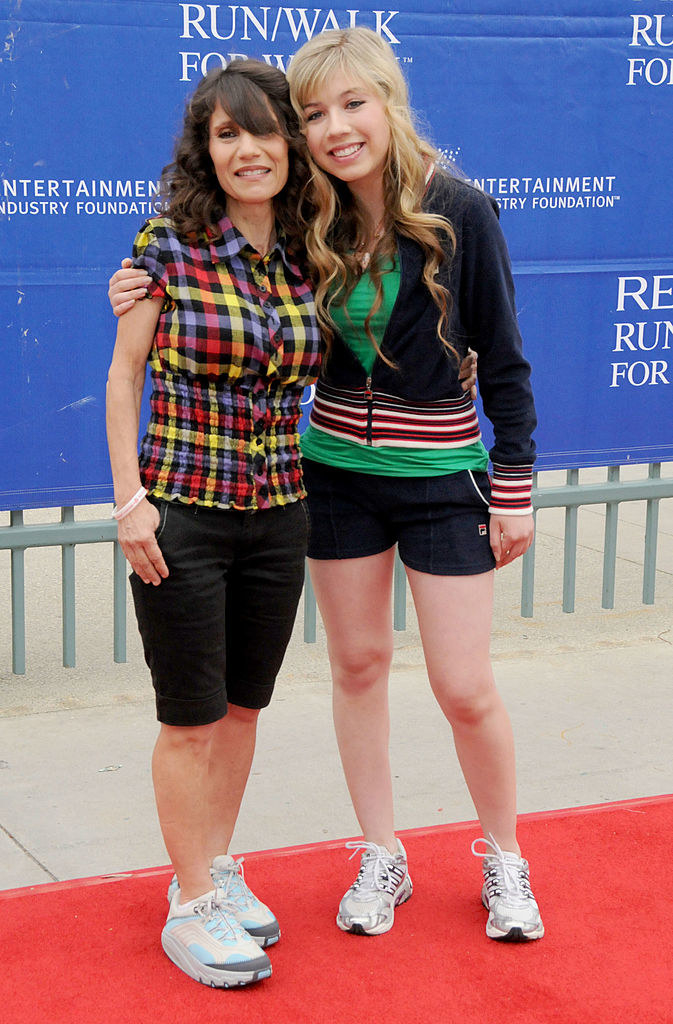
[310, 382, 481, 449]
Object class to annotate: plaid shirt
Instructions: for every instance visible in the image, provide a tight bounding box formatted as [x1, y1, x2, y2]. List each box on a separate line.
[132, 216, 321, 511]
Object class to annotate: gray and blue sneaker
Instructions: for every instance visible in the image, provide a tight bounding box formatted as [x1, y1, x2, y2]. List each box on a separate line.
[167, 855, 280, 948]
[471, 835, 544, 941]
[337, 839, 412, 935]
[161, 887, 272, 987]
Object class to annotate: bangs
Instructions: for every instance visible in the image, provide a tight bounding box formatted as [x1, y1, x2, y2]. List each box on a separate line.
[290, 37, 388, 111]
[295, 50, 359, 106]
[214, 75, 284, 136]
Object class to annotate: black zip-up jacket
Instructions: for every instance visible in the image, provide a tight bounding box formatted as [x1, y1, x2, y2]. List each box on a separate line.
[309, 169, 537, 513]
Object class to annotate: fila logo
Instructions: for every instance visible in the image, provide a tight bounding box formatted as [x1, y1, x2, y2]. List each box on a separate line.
[478, 524, 488, 536]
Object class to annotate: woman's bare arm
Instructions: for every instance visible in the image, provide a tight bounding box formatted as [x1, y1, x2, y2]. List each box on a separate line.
[106, 296, 168, 584]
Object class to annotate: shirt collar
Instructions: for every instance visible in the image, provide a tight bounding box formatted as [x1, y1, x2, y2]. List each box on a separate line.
[207, 215, 305, 280]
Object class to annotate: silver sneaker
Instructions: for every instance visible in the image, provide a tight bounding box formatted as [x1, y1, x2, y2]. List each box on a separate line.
[337, 839, 412, 935]
[471, 835, 544, 941]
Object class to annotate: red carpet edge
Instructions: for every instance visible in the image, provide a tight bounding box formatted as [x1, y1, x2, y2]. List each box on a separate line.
[3, 791, 671, 900]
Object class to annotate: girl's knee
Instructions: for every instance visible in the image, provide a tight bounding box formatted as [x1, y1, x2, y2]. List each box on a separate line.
[331, 644, 393, 696]
[436, 681, 501, 728]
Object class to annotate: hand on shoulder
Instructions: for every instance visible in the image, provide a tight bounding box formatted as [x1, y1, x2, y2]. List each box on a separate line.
[109, 257, 152, 317]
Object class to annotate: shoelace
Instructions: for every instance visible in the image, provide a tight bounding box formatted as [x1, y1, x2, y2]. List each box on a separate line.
[195, 888, 249, 941]
[213, 857, 255, 910]
[345, 841, 403, 895]
[471, 834, 533, 904]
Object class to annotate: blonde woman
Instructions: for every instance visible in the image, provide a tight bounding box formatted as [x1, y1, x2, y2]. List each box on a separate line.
[285, 28, 543, 942]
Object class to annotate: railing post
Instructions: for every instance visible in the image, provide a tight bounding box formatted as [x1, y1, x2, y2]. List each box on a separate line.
[521, 520, 536, 618]
[10, 510, 26, 675]
[61, 506, 76, 667]
[562, 469, 579, 613]
[602, 466, 620, 609]
[113, 539, 128, 663]
[643, 462, 661, 605]
[393, 551, 407, 631]
[521, 473, 538, 617]
[303, 561, 317, 643]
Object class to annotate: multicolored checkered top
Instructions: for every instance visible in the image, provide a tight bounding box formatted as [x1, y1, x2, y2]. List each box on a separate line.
[132, 216, 322, 511]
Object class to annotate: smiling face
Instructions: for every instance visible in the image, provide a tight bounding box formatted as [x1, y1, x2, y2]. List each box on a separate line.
[301, 70, 391, 200]
[208, 101, 289, 219]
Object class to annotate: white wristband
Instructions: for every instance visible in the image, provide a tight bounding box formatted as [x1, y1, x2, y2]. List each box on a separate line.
[112, 486, 148, 521]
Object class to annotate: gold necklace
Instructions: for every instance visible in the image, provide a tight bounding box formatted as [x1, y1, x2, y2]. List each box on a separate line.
[357, 219, 385, 271]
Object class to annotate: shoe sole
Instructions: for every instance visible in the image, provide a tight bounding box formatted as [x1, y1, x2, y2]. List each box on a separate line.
[161, 933, 272, 987]
[482, 896, 544, 941]
[336, 876, 413, 936]
[485, 920, 545, 941]
[245, 924, 280, 948]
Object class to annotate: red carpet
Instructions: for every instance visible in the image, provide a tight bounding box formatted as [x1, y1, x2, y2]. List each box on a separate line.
[2, 795, 671, 1024]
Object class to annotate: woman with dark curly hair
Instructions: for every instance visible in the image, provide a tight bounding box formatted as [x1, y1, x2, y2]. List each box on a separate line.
[105, 61, 322, 989]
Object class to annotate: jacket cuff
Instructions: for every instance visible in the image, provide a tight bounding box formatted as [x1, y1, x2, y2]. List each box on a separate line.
[488, 463, 534, 515]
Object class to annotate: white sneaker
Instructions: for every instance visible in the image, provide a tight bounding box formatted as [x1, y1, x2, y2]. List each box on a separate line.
[161, 888, 272, 987]
[166, 854, 279, 947]
[211, 855, 280, 947]
[337, 839, 412, 935]
[471, 835, 544, 941]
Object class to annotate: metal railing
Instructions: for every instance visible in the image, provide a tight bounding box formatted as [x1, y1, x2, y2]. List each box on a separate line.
[0, 509, 127, 675]
[2, 463, 672, 671]
[519, 463, 671, 617]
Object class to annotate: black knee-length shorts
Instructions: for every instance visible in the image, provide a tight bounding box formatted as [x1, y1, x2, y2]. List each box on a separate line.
[130, 497, 309, 727]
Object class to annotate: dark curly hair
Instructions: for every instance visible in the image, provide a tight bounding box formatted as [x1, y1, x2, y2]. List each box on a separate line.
[160, 61, 310, 259]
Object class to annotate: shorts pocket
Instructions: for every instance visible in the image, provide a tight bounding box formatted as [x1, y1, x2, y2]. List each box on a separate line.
[466, 470, 491, 507]
[154, 500, 170, 540]
[299, 498, 311, 533]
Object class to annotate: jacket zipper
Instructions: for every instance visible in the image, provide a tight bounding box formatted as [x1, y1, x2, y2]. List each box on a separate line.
[363, 239, 404, 447]
[364, 374, 373, 445]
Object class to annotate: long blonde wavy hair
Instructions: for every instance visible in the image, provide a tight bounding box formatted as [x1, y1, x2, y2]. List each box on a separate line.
[287, 27, 457, 364]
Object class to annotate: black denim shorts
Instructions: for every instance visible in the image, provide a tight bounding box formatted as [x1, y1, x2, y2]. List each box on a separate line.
[302, 459, 495, 576]
[130, 497, 309, 726]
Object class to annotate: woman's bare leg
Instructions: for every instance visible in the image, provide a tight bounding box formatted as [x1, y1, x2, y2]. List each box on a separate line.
[308, 549, 397, 852]
[406, 567, 519, 853]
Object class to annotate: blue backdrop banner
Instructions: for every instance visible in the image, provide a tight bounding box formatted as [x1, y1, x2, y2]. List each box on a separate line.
[1, 1, 672, 509]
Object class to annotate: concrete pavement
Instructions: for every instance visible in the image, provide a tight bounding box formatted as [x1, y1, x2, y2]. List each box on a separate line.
[1, 466, 671, 890]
